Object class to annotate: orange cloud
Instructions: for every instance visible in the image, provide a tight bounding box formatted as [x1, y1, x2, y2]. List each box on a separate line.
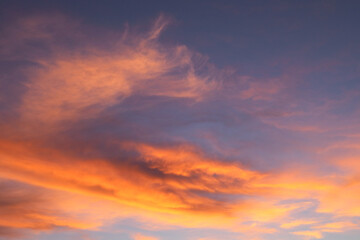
[0, 178, 102, 237]
[1, 135, 359, 238]
[133, 233, 159, 240]
[0, 138, 342, 231]
[2, 137, 360, 239]
[0, 139, 260, 216]
[292, 230, 323, 239]
[18, 15, 216, 130]
[313, 221, 359, 233]
[280, 220, 318, 229]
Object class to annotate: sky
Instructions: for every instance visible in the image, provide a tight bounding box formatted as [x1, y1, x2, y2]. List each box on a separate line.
[0, 0, 360, 240]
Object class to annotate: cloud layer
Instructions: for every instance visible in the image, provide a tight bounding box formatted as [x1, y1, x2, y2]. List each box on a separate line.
[1, 13, 360, 240]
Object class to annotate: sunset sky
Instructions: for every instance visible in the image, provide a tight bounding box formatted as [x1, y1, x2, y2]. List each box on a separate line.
[1, 1, 360, 240]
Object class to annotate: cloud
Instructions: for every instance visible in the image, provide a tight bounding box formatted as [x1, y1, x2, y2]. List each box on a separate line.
[292, 230, 323, 239]
[133, 233, 159, 240]
[1, 12, 360, 240]
[0, 139, 264, 225]
[313, 221, 359, 233]
[0, 179, 101, 239]
[280, 220, 318, 229]
[14, 15, 216, 130]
